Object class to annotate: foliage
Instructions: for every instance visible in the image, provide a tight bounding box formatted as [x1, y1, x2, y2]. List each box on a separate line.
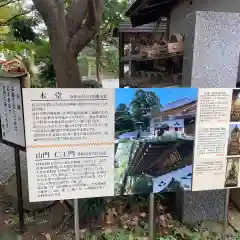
[103, 48, 119, 76]
[93, 0, 127, 79]
[103, 0, 128, 28]
[35, 53, 56, 88]
[78, 197, 107, 222]
[130, 89, 160, 130]
[80, 227, 240, 240]
[9, 16, 39, 42]
[81, 79, 103, 88]
[0, 0, 34, 26]
[0, 12, 41, 86]
[115, 89, 161, 136]
[33, 41, 55, 87]
[0, 0, 123, 83]
[132, 175, 153, 194]
[115, 103, 135, 134]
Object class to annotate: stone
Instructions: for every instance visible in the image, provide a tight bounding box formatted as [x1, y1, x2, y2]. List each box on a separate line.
[175, 186, 225, 226]
[5, 166, 54, 212]
[183, 11, 240, 87]
[177, 11, 240, 227]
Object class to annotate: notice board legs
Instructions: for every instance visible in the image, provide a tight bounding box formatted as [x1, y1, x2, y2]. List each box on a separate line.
[223, 189, 230, 240]
[14, 148, 24, 234]
[149, 193, 155, 240]
[74, 199, 80, 240]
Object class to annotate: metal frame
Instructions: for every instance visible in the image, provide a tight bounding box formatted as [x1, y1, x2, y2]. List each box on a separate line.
[149, 193, 155, 239]
[223, 189, 230, 240]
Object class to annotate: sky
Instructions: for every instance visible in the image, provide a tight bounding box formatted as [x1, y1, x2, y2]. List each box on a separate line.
[115, 88, 198, 108]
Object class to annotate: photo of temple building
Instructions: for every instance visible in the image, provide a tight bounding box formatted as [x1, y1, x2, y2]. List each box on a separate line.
[150, 98, 196, 137]
[228, 124, 240, 156]
[230, 89, 240, 122]
[224, 157, 239, 188]
[114, 88, 197, 196]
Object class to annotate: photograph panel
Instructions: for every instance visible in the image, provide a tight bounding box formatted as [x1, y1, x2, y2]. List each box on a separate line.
[224, 157, 240, 188]
[114, 88, 197, 195]
[228, 124, 240, 156]
[230, 89, 240, 122]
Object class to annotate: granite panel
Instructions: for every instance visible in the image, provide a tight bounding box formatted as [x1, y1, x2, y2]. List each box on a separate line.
[176, 187, 225, 225]
[183, 11, 240, 88]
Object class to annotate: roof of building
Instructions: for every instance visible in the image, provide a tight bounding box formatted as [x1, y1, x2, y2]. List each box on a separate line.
[118, 22, 167, 33]
[127, 138, 193, 177]
[153, 165, 192, 192]
[125, 0, 178, 27]
[160, 97, 197, 112]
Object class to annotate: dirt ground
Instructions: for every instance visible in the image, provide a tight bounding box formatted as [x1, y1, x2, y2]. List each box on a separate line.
[0, 183, 75, 240]
[0, 208, 75, 240]
[1, 184, 240, 240]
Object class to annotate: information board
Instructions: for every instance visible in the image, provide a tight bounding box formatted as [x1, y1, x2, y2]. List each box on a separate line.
[22, 87, 240, 202]
[192, 88, 240, 191]
[22, 88, 115, 202]
[0, 77, 25, 148]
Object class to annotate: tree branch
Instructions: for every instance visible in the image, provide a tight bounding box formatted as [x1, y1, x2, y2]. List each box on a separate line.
[32, 0, 69, 45]
[69, 0, 104, 57]
[31, 0, 57, 27]
[0, 9, 34, 26]
[0, 0, 17, 9]
[66, 0, 88, 37]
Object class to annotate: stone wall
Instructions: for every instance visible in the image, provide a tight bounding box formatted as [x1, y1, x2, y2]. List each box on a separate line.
[170, 0, 240, 35]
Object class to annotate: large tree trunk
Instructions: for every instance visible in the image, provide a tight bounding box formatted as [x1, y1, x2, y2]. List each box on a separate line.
[51, 51, 81, 88]
[32, 0, 104, 88]
[49, 40, 81, 88]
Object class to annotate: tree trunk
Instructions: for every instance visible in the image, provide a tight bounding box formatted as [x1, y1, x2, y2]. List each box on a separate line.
[32, 0, 104, 88]
[96, 34, 102, 82]
[48, 31, 82, 88]
[51, 48, 81, 88]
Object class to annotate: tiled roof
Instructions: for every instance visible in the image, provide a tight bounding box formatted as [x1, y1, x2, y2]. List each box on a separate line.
[160, 98, 197, 112]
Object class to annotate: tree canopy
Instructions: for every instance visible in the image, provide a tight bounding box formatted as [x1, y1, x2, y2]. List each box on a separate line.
[115, 89, 161, 137]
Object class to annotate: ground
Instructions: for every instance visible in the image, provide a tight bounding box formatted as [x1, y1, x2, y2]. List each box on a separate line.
[1, 183, 240, 240]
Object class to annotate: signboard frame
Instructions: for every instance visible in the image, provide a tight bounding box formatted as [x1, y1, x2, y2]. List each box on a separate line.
[0, 72, 27, 151]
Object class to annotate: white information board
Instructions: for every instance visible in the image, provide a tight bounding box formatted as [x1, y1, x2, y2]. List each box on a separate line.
[22, 88, 115, 202]
[0, 77, 25, 147]
[192, 88, 235, 191]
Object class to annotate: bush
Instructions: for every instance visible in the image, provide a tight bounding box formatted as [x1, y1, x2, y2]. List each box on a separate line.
[132, 176, 153, 194]
[81, 79, 102, 88]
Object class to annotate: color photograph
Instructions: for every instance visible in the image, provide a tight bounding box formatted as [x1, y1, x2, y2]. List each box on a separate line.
[230, 89, 240, 122]
[114, 88, 198, 195]
[227, 124, 240, 156]
[224, 157, 239, 188]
